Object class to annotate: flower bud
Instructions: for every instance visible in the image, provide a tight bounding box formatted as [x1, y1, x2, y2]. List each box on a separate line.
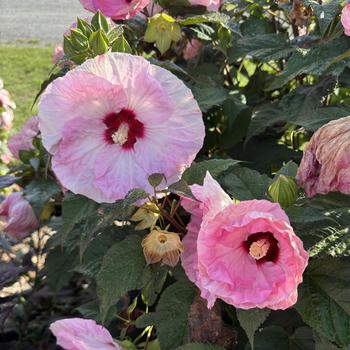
[269, 175, 298, 208]
[144, 14, 182, 54]
[297, 116, 350, 197]
[130, 202, 159, 231]
[142, 229, 183, 267]
[0, 192, 39, 240]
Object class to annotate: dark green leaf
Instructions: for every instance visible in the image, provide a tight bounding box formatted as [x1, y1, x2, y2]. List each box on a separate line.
[182, 159, 240, 185]
[24, 179, 60, 216]
[42, 246, 79, 291]
[62, 194, 98, 241]
[148, 281, 196, 350]
[249, 326, 314, 350]
[148, 173, 165, 188]
[97, 235, 151, 321]
[237, 308, 270, 349]
[219, 166, 271, 200]
[296, 258, 350, 347]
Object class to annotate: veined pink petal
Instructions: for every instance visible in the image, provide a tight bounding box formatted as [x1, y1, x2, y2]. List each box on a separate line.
[39, 53, 204, 203]
[50, 318, 121, 350]
[181, 175, 308, 310]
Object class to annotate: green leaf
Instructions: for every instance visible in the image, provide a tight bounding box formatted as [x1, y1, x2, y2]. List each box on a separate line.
[168, 179, 195, 200]
[192, 82, 229, 112]
[275, 161, 298, 178]
[304, 0, 341, 36]
[176, 344, 225, 350]
[314, 332, 341, 350]
[148, 173, 165, 188]
[148, 281, 196, 350]
[296, 257, 350, 347]
[219, 166, 271, 200]
[251, 326, 314, 350]
[182, 159, 240, 185]
[24, 179, 60, 217]
[75, 228, 121, 278]
[97, 235, 151, 321]
[42, 246, 79, 292]
[62, 194, 98, 240]
[141, 264, 168, 306]
[237, 308, 270, 349]
[89, 29, 109, 56]
[112, 35, 132, 53]
[267, 37, 350, 91]
[236, 33, 295, 61]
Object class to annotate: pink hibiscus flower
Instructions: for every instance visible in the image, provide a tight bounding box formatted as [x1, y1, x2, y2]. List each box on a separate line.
[188, 0, 221, 11]
[181, 172, 308, 310]
[8, 116, 39, 159]
[50, 318, 121, 350]
[341, 4, 350, 36]
[79, 0, 150, 20]
[0, 192, 39, 240]
[39, 53, 204, 203]
[297, 116, 350, 197]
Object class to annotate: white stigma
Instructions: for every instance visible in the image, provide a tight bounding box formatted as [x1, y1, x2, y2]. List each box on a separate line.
[249, 239, 270, 260]
[112, 123, 129, 145]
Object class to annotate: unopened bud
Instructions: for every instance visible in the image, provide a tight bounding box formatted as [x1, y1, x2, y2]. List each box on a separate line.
[269, 175, 298, 208]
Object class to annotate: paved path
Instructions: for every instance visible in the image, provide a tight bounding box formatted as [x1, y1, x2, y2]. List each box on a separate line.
[0, 0, 89, 44]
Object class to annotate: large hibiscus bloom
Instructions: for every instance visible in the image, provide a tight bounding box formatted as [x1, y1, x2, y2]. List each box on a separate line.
[39, 53, 204, 203]
[79, 0, 150, 20]
[181, 172, 308, 310]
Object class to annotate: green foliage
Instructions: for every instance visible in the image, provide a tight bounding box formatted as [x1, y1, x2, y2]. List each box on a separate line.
[182, 159, 240, 185]
[24, 179, 60, 217]
[236, 308, 270, 349]
[97, 235, 151, 321]
[296, 258, 350, 347]
[5, 0, 350, 349]
[136, 280, 196, 350]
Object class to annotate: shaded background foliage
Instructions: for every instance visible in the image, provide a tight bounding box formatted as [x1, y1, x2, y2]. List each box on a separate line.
[1, 0, 350, 349]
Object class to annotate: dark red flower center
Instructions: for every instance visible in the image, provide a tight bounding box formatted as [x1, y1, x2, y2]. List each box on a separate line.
[244, 232, 279, 263]
[103, 108, 145, 150]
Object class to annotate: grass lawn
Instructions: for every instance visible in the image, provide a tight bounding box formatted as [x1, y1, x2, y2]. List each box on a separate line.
[0, 46, 53, 131]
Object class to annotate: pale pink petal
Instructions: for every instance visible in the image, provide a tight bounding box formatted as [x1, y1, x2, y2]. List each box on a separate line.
[39, 71, 127, 153]
[50, 318, 120, 350]
[8, 116, 39, 159]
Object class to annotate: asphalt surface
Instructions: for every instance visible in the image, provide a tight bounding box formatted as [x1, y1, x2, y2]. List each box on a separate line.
[0, 0, 90, 44]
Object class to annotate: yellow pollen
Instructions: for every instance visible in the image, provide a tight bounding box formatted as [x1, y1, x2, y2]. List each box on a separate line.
[249, 239, 270, 260]
[158, 234, 168, 244]
[112, 123, 129, 145]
